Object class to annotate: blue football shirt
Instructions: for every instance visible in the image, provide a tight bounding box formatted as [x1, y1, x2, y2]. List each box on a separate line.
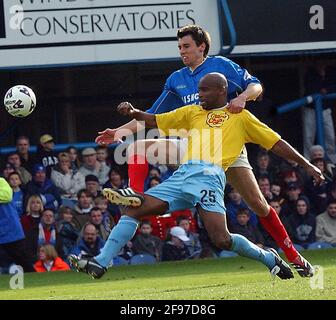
[146, 55, 260, 114]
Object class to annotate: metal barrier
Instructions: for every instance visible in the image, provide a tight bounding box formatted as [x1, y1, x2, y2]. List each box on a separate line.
[277, 93, 336, 151]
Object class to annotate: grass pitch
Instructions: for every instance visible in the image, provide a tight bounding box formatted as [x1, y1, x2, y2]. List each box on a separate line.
[0, 248, 335, 300]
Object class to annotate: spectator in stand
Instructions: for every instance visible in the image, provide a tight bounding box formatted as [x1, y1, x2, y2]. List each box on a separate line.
[288, 196, 317, 250]
[25, 164, 62, 212]
[96, 146, 111, 167]
[85, 174, 102, 200]
[94, 196, 116, 229]
[69, 223, 105, 259]
[226, 185, 258, 228]
[279, 159, 309, 188]
[315, 200, 336, 247]
[281, 182, 303, 217]
[83, 207, 111, 241]
[254, 150, 279, 184]
[51, 152, 85, 202]
[171, 209, 198, 233]
[102, 167, 127, 222]
[149, 167, 161, 179]
[304, 158, 332, 215]
[132, 220, 162, 261]
[6, 152, 32, 185]
[258, 198, 294, 251]
[56, 206, 80, 259]
[231, 208, 264, 248]
[257, 175, 276, 203]
[79, 148, 110, 186]
[15, 136, 36, 172]
[280, 170, 303, 193]
[24, 209, 62, 264]
[65, 146, 81, 171]
[1, 163, 15, 180]
[8, 172, 25, 217]
[21, 194, 44, 233]
[36, 134, 59, 178]
[148, 176, 161, 188]
[73, 189, 93, 229]
[145, 167, 162, 190]
[327, 181, 336, 203]
[176, 215, 201, 258]
[162, 226, 190, 262]
[270, 181, 282, 199]
[0, 177, 35, 272]
[34, 244, 70, 272]
[103, 167, 127, 189]
[309, 145, 336, 174]
[303, 63, 336, 164]
[311, 157, 334, 184]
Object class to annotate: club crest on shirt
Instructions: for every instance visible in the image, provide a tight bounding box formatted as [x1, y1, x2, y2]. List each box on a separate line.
[206, 112, 229, 127]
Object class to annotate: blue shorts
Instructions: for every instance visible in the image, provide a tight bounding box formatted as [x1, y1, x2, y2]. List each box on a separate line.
[145, 161, 226, 214]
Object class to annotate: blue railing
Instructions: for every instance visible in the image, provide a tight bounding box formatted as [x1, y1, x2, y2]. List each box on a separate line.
[219, 0, 237, 55]
[277, 93, 336, 151]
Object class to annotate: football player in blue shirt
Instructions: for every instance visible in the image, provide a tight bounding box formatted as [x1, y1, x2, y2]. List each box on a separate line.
[95, 25, 313, 277]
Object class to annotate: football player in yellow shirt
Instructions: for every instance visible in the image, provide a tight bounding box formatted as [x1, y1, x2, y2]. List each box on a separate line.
[69, 73, 324, 280]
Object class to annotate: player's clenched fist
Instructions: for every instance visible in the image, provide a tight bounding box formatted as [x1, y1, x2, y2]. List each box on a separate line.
[117, 102, 139, 117]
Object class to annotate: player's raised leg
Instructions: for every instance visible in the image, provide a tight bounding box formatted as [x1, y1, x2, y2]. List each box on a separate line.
[69, 195, 168, 279]
[226, 166, 314, 277]
[197, 206, 294, 280]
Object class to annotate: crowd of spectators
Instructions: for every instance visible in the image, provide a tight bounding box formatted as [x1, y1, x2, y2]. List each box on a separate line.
[0, 133, 336, 274]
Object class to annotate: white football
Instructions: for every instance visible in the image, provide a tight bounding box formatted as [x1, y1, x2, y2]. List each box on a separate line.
[4, 85, 36, 117]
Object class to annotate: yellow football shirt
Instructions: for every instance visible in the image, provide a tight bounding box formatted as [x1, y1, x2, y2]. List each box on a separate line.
[155, 105, 281, 171]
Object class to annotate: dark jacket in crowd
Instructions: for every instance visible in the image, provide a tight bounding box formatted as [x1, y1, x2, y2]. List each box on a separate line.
[70, 236, 105, 258]
[230, 223, 265, 246]
[161, 242, 190, 262]
[132, 234, 162, 260]
[57, 221, 80, 259]
[36, 146, 58, 178]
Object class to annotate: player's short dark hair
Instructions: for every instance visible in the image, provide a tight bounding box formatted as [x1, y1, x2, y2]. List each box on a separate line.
[177, 25, 211, 57]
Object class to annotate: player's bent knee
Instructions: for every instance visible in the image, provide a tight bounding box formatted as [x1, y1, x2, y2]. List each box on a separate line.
[213, 235, 232, 250]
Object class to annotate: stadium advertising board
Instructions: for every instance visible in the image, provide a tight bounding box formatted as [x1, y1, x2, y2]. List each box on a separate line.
[224, 0, 336, 55]
[0, 0, 221, 68]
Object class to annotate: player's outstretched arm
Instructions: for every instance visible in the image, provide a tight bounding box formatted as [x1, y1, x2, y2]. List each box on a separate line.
[117, 102, 158, 128]
[95, 119, 143, 146]
[228, 83, 262, 114]
[271, 139, 325, 186]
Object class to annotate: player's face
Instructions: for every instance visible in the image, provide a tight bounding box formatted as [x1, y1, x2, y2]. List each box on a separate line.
[198, 84, 222, 110]
[178, 35, 205, 69]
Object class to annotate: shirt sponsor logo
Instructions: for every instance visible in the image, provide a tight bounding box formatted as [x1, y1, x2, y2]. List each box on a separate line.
[206, 112, 229, 127]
